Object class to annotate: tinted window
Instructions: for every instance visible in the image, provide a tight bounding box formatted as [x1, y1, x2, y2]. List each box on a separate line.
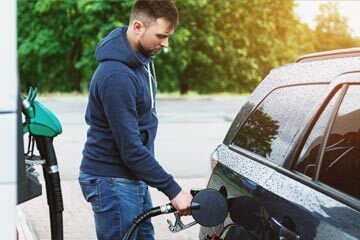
[233, 85, 324, 166]
[319, 85, 360, 199]
[294, 90, 342, 177]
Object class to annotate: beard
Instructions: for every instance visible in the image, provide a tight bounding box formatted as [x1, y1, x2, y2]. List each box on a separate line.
[138, 40, 162, 57]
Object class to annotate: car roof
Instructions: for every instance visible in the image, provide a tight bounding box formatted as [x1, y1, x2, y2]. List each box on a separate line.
[295, 47, 360, 63]
[253, 54, 360, 100]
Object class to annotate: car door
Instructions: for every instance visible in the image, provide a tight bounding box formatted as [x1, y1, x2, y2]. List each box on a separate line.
[291, 77, 360, 239]
[217, 84, 329, 239]
[228, 84, 333, 239]
[248, 77, 360, 240]
[251, 81, 360, 240]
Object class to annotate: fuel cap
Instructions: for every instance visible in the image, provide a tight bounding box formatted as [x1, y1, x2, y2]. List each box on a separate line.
[191, 188, 228, 227]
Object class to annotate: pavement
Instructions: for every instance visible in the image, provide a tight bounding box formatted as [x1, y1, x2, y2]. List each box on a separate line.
[17, 177, 208, 240]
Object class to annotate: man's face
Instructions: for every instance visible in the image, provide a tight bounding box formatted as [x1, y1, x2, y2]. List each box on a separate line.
[138, 18, 175, 57]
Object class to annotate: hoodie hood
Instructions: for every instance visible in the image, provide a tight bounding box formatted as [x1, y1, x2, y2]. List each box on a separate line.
[95, 27, 152, 68]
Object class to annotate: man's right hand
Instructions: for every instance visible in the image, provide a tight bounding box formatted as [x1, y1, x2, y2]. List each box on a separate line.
[170, 189, 193, 216]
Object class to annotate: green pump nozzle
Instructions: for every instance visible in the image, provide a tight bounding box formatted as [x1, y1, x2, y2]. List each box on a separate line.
[22, 87, 62, 137]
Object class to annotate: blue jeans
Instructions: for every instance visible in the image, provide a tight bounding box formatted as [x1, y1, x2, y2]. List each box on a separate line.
[78, 171, 154, 240]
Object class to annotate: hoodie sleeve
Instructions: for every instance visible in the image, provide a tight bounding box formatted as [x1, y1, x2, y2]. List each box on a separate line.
[100, 72, 181, 200]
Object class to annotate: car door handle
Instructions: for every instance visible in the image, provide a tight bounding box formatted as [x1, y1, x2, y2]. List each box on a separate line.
[270, 217, 301, 240]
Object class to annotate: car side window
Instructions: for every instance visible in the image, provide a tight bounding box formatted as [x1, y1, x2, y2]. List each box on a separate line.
[319, 85, 360, 199]
[233, 85, 324, 166]
[294, 89, 342, 178]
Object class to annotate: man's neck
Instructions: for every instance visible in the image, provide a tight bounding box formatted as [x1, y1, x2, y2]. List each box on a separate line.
[126, 28, 139, 53]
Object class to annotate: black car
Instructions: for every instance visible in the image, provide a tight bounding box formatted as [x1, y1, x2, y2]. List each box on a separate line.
[199, 48, 360, 240]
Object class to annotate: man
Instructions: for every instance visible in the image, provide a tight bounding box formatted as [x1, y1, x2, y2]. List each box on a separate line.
[78, 0, 193, 239]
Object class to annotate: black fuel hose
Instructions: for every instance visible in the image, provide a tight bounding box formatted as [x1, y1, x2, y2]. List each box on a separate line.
[35, 136, 64, 240]
[123, 203, 175, 240]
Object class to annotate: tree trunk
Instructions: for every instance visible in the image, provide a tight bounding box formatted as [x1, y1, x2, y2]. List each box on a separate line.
[179, 81, 189, 95]
[69, 38, 82, 93]
[179, 66, 192, 94]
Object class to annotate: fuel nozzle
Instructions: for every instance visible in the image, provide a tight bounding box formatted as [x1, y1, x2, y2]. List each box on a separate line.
[22, 87, 37, 119]
[160, 201, 201, 214]
[123, 189, 227, 240]
[167, 188, 228, 233]
[21, 87, 62, 137]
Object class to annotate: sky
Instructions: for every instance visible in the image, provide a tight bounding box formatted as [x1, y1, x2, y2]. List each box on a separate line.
[295, 0, 360, 37]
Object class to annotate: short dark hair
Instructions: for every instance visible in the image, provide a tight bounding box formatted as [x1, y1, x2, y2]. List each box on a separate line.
[130, 0, 179, 29]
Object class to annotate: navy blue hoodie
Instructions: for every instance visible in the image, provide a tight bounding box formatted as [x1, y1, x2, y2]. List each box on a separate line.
[80, 27, 181, 200]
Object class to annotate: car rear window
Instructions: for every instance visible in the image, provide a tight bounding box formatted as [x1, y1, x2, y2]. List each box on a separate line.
[319, 85, 360, 199]
[233, 85, 325, 166]
[295, 84, 360, 200]
[295, 89, 341, 178]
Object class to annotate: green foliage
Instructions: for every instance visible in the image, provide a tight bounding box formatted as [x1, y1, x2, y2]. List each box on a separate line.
[17, 0, 359, 94]
[18, 0, 132, 92]
[156, 0, 306, 94]
[313, 2, 359, 52]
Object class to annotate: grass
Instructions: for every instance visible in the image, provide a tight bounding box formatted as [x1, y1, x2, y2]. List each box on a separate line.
[37, 90, 249, 99]
[38, 91, 88, 98]
[157, 91, 249, 99]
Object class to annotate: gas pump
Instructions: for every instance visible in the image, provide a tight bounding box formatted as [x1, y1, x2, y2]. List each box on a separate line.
[20, 87, 64, 240]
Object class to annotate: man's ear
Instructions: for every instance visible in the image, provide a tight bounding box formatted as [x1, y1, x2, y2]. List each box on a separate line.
[131, 20, 145, 36]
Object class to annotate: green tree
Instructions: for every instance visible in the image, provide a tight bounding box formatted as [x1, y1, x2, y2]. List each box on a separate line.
[19, 0, 357, 95]
[313, 2, 359, 52]
[17, 0, 132, 92]
[157, 0, 307, 94]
